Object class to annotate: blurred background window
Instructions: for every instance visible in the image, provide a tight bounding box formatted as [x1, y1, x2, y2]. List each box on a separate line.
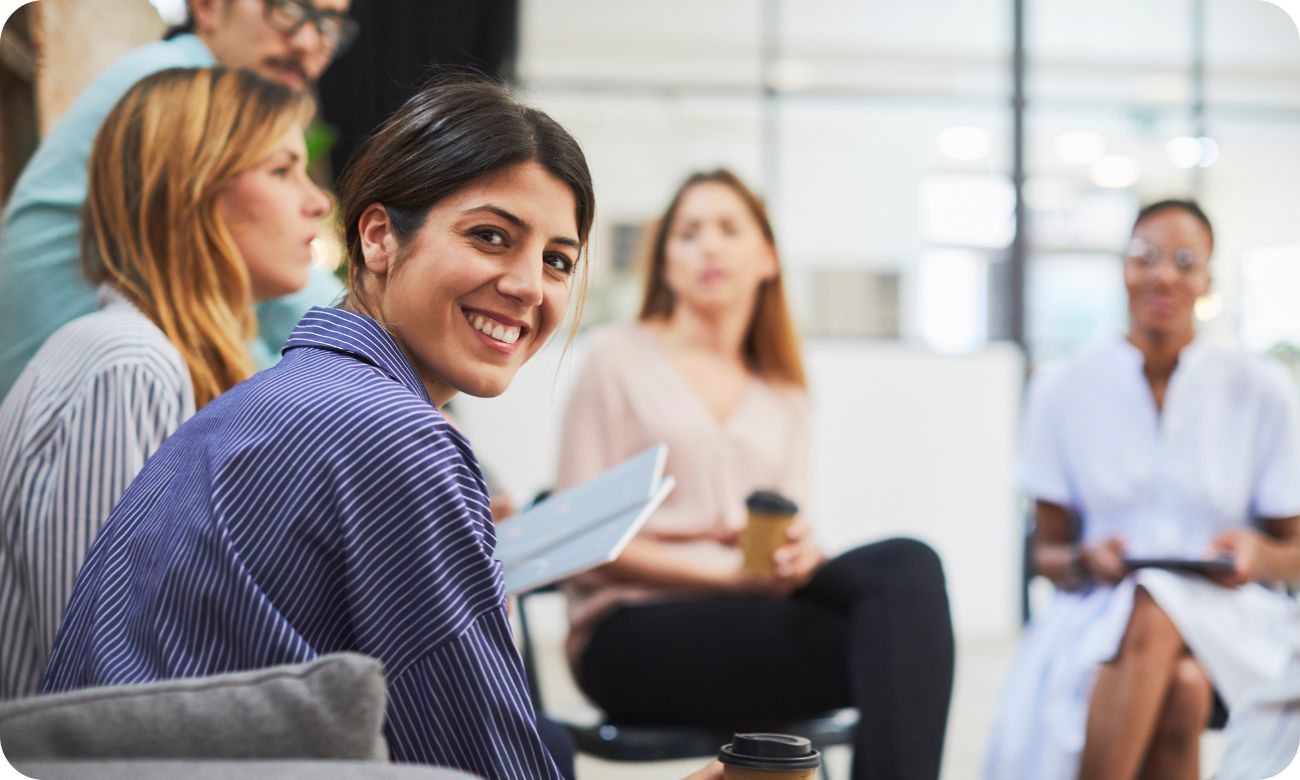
[7, 0, 1300, 369]
[506, 0, 1300, 371]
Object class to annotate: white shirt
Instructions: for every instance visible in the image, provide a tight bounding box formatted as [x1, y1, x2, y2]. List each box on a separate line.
[1019, 335, 1300, 555]
[986, 335, 1300, 780]
[0, 286, 194, 699]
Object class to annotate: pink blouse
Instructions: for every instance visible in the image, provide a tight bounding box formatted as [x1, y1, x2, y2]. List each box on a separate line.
[556, 324, 811, 665]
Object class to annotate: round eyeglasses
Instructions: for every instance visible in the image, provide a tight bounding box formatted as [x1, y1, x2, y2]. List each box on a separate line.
[1123, 238, 1206, 274]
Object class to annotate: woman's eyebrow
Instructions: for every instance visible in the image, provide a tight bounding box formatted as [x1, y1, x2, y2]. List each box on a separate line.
[461, 204, 579, 248]
[462, 204, 526, 228]
[266, 148, 299, 165]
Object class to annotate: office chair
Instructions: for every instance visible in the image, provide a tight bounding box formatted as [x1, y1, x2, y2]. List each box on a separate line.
[514, 584, 858, 779]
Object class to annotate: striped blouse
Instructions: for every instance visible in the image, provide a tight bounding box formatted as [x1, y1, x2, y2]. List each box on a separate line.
[42, 307, 562, 780]
[0, 286, 194, 700]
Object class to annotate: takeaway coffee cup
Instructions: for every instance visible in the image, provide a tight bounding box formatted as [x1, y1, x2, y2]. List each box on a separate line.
[719, 733, 822, 779]
[741, 490, 799, 577]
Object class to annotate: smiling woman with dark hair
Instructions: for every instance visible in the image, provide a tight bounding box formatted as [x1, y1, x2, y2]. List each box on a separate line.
[39, 78, 596, 779]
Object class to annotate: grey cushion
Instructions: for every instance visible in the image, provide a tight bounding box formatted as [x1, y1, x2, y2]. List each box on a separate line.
[9, 760, 479, 780]
[0, 654, 388, 762]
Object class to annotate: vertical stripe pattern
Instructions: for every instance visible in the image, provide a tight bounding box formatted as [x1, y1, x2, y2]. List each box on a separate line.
[0, 287, 194, 699]
[41, 307, 561, 780]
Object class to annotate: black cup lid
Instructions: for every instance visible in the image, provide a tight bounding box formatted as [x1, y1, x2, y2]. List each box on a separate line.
[719, 733, 822, 771]
[746, 490, 798, 516]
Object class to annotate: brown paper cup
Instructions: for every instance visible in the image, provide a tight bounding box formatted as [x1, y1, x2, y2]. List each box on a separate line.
[719, 733, 821, 779]
[740, 510, 796, 576]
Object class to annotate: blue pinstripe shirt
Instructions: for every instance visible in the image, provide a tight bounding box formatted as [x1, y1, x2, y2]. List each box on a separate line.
[42, 308, 561, 779]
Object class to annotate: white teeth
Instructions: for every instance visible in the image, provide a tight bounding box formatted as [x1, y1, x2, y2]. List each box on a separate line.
[466, 313, 521, 345]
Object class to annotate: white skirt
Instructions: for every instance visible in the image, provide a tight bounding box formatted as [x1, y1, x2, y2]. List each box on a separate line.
[983, 569, 1300, 780]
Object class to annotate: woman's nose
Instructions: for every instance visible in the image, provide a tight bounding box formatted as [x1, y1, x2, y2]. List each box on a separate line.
[497, 255, 544, 306]
[305, 183, 332, 218]
[698, 228, 723, 257]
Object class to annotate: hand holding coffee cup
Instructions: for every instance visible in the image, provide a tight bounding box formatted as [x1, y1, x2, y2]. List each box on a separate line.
[719, 733, 822, 779]
[741, 490, 800, 578]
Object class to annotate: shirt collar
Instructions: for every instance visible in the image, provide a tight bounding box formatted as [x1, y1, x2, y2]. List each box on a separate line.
[169, 33, 218, 66]
[97, 284, 132, 311]
[283, 308, 432, 403]
[1114, 332, 1209, 373]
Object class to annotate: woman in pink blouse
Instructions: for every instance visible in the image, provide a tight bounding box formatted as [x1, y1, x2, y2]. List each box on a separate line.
[556, 169, 955, 780]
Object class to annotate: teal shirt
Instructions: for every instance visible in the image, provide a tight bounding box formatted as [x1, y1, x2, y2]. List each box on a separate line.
[0, 34, 344, 400]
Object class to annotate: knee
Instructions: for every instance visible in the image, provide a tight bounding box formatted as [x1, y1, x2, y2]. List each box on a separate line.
[1154, 658, 1212, 748]
[877, 537, 946, 587]
[1117, 589, 1182, 661]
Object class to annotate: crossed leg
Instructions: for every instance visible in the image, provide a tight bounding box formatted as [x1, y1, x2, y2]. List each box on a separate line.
[1079, 587, 1212, 780]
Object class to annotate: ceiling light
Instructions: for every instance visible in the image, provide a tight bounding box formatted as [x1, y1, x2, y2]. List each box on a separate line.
[1196, 137, 1219, 168]
[1167, 136, 1202, 169]
[1090, 155, 1140, 189]
[1053, 131, 1106, 165]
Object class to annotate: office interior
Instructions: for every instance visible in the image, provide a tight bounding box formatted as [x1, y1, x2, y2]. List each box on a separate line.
[3, 0, 1300, 777]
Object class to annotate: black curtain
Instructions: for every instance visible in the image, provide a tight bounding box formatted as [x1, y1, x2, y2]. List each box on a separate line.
[317, 0, 519, 179]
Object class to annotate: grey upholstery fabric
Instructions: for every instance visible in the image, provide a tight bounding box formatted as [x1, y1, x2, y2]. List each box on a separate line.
[8, 760, 480, 779]
[0, 654, 388, 762]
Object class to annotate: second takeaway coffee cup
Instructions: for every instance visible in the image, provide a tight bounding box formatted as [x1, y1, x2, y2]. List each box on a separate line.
[719, 733, 822, 779]
[741, 490, 799, 577]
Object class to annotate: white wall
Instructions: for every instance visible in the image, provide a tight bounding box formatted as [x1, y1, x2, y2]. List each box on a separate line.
[454, 335, 1024, 637]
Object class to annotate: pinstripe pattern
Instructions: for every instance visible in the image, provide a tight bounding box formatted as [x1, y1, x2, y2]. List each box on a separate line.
[0, 286, 194, 700]
[42, 307, 561, 779]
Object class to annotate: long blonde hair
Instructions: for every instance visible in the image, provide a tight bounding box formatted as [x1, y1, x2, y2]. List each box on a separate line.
[82, 67, 316, 407]
[639, 169, 806, 388]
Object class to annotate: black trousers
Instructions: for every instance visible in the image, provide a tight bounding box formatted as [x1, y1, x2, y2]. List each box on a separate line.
[578, 538, 955, 780]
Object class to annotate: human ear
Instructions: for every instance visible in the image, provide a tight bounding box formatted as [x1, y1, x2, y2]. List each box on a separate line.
[189, 0, 223, 34]
[357, 203, 399, 278]
[761, 242, 780, 282]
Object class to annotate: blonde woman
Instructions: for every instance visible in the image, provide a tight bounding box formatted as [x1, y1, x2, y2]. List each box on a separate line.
[556, 169, 954, 780]
[0, 66, 329, 699]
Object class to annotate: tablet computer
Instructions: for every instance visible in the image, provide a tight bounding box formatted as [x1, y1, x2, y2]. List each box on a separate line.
[1123, 556, 1237, 576]
[494, 444, 667, 566]
[502, 476, 675, 595]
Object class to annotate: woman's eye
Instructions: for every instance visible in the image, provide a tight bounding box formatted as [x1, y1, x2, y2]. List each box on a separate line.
[545, 254, 576, 275]
[473, 228, 506, 246]
[272, 167, 292, 178]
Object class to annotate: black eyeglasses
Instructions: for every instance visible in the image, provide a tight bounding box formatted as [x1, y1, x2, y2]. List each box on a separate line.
[263, 0, 359, 55]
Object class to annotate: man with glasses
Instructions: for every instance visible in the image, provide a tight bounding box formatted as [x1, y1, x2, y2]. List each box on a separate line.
[0, 0, 357, 399]
[184, 0, 357, 90]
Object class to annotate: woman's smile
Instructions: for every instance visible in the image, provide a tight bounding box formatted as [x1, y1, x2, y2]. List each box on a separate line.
[463, 307, 528, 354]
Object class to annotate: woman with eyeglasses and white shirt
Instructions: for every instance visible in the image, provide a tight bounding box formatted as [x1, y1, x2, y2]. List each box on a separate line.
[985, 200, 1300, 780]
